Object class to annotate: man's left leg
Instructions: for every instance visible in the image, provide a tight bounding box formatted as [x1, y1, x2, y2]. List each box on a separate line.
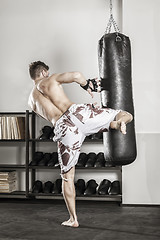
[61, 166, 79, 227]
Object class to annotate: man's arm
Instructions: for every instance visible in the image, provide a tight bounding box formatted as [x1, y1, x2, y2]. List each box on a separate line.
[55, 72, 87, 86]
[55, 72, 101, 98]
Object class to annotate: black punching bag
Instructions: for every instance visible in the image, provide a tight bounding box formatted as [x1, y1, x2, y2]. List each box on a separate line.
[98, 32, 137, 166]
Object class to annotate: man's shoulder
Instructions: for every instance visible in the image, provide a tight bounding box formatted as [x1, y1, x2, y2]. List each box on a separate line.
[47, 73, 62, 86]
[48, 73, 59, 81]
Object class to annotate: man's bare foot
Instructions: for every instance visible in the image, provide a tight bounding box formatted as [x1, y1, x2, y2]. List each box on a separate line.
[61, 218, 79, 227]
[110, 120, 127, 134]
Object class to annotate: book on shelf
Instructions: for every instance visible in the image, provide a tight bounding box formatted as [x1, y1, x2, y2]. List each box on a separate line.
[11, 117, 15, 139]
[16, 117, 25, 139]
[0, 171, 17, 181]
[0, 180, 17, 187]
[0, 171, 17, 193]
[0, 116, 26, 139]
[2, 116, 7, 139]
[6, 117, 12, 139]
[11, 117, 19, 139]
[0, 181, 17, 193]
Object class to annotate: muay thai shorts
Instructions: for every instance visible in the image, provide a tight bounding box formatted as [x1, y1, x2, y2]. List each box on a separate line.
[53, 103, 121, 175]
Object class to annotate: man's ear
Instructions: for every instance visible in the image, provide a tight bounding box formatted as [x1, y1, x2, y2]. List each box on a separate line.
[42, 70, 48, 77]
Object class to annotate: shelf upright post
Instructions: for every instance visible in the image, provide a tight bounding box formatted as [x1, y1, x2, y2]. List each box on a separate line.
[120, 166, 122, 204]
[31, 111, 36, 193]
[25, 110, 30, 198]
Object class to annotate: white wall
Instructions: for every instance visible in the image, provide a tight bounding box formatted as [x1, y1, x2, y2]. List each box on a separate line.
[122, 0, 160, 204]
[0, 0, 122, 192]
[0, 0, 121, 111]
[122, 0, 160, 133]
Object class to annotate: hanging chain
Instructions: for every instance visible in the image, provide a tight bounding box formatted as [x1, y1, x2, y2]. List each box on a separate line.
[110, 0, 113, 16]
[105, 0, 120, 34]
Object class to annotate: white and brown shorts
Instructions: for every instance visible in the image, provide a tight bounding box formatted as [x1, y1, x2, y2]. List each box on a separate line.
[53, 104, 121, 176]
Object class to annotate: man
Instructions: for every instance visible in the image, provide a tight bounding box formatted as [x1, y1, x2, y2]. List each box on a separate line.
[28, 61, 133, 228]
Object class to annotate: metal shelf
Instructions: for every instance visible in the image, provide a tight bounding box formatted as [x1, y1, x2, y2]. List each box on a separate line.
[29, 165, 59, 169]
[0, 191, 26, 195]
[0, 110, 30, 199]
[0, 139, 25, 142]
[29, 138, 103, 143]
[76, 166, 121, 170]
[0, 112, 32, 115]
[0, 164, 26, 169]
[29, 192, 122, 201]
[84, 138, 103, 143]
[0, 111, 122, 201]
[30, 139, 53, 142]
[29, 165, 121, 170]
[0, 191, 26, 198]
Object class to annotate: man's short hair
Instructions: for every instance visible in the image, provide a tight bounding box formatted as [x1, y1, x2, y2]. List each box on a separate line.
[29, 61, 49, 80]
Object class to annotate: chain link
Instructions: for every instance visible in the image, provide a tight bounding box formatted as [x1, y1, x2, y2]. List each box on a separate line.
[110, 0, 113, 15]
[105, 0, 120, 34]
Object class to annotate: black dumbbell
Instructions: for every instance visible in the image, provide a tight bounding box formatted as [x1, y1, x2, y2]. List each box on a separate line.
[75, 179, 86, 195]
[44, 181, 54, 193]
[77, 153, 88, 167]
[94, 152, 105, 167]
[85, 152, 97, 167]
[32, 180, 43, 193]
[39, 126, 53, 140]
[98, 179, 111, 195]
[84, 179, 98, 195]
[29, 151, 43, 166]
[109, 181, 121, 195]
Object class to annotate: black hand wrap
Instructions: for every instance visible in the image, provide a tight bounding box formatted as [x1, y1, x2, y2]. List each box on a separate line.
[81, 78, 99, 92]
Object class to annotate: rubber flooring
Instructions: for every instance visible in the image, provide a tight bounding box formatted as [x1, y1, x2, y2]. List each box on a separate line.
[0, 199, 159, 240]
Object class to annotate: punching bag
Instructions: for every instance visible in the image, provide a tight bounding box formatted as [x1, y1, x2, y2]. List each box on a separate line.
[98, 5, 137, 166]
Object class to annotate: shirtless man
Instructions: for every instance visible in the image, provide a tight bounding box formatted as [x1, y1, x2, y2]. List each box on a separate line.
[28, 61, 133, 228]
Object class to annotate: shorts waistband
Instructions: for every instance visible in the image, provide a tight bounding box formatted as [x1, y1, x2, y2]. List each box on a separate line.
[63, 103, 77, 115]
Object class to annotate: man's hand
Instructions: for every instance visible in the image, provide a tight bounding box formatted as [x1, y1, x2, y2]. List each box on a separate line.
[81, 78, 101, 98]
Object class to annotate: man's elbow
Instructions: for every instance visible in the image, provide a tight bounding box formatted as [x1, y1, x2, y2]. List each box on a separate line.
[73, 72, 82, 81]
[73, 72, 86, 85]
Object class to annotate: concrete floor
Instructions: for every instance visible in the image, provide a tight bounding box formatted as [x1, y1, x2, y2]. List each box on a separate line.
[0, 199, 160, 240]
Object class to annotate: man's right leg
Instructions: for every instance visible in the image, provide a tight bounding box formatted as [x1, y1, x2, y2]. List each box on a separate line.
[61, 167, 79, 227]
